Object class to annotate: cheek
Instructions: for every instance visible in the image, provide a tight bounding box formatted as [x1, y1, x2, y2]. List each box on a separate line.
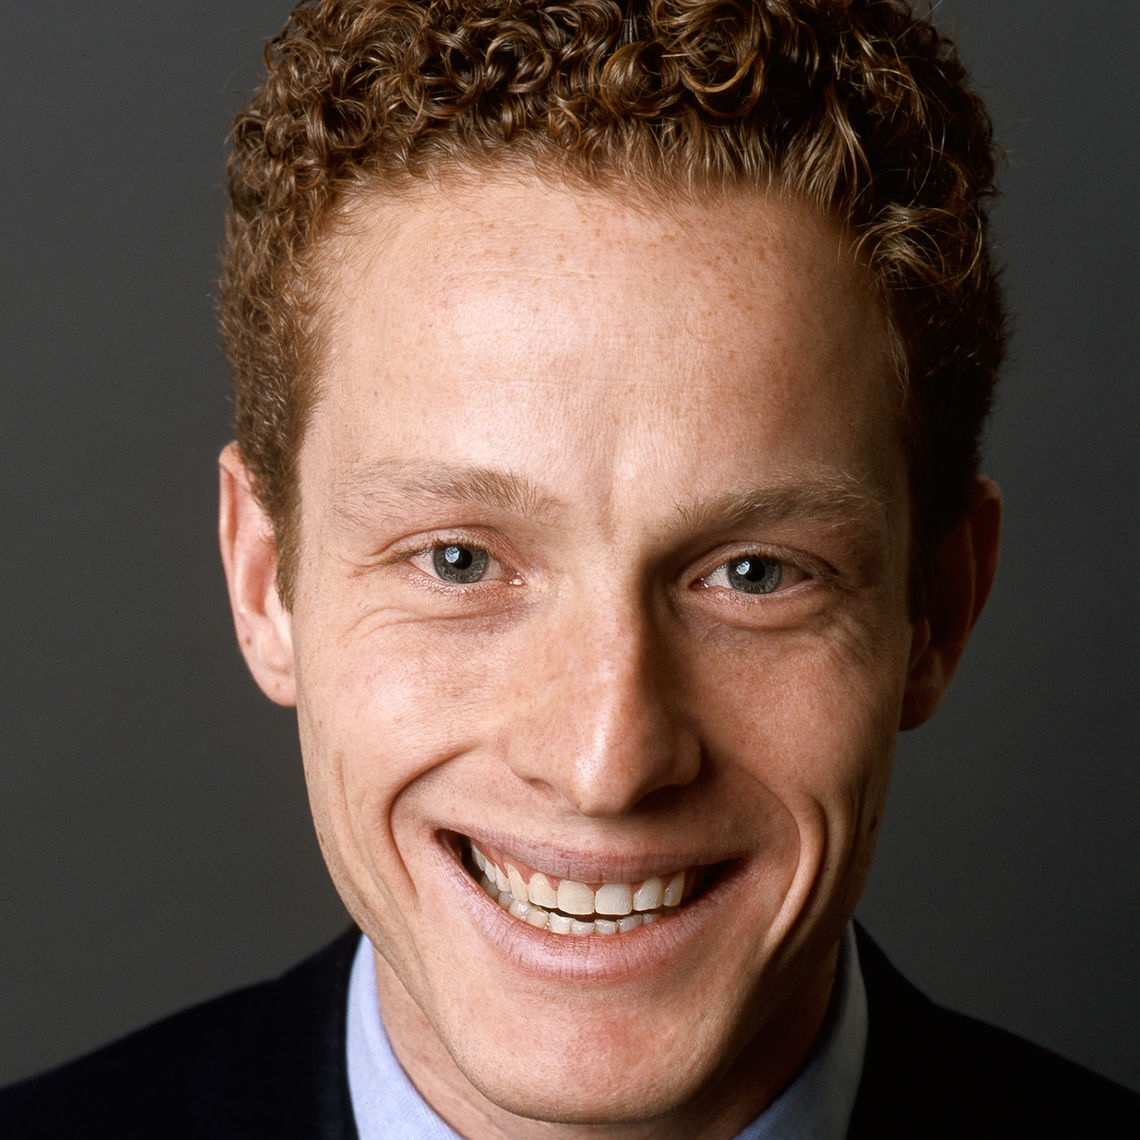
[692, 630, 907, 949]
[290, 620, 496, 935]
[694, 626, 909, 817]
[294, 616, 513, 803]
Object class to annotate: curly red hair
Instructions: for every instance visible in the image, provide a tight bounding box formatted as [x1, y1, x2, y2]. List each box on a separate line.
[220, 0, 1004, 605]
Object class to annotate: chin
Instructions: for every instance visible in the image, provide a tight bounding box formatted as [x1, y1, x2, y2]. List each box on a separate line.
[444, 1009, 734, 1128]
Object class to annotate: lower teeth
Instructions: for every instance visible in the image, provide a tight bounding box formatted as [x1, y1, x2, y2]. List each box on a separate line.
[479, 873, 672, 935]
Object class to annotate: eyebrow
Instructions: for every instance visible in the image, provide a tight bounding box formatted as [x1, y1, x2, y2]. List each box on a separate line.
[331, 457, 888, 539]
[666, 472, 889, 536]
[330, 458, 563, 527]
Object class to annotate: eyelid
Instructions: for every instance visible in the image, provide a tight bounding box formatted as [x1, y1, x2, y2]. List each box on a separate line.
[404, 537, 516, 586]
[693, 545, 831, 593]
[701, 559, 801, 594]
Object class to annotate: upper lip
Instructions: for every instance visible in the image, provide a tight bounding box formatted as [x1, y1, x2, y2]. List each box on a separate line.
[443, 828, 744, 884]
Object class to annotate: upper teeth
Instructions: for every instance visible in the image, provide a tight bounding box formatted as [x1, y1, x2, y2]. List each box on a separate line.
[469, 842, 688, 935]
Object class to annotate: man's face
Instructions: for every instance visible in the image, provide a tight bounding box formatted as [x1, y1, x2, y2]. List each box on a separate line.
[252, 182, 925, 1130]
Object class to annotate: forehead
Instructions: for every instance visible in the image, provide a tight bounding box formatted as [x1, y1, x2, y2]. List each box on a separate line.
[304, 178, 903, 529]
[322, 178, 884, 373]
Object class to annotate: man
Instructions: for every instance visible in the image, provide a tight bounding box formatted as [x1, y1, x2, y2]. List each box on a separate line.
[2, 1, 1136, 1136]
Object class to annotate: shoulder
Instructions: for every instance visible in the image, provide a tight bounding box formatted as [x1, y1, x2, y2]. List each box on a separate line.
[849, 926, 1140, 1138]
[0, 928, 361, 1140]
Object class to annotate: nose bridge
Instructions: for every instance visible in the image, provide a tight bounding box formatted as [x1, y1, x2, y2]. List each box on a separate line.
[505, 592, 699, 816]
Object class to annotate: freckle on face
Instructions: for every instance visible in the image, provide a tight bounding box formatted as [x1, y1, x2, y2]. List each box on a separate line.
[287, 179, 914, 1133]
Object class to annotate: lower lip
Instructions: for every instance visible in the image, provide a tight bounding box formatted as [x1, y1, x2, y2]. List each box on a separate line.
[432, 835, 745, 982]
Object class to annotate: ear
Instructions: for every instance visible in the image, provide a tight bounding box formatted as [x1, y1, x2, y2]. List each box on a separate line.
[218, 443, 297, 707]
[900, 476, 1001, 730]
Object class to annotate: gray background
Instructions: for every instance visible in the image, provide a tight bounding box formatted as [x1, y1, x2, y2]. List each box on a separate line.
[2, 0, 1137, 1094]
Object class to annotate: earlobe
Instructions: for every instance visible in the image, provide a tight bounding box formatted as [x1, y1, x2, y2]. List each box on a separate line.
[900, 477, 1001, 730]
[218, 443, 297, 707]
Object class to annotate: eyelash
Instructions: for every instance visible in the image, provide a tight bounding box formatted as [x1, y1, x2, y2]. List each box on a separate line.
[697, 554, 802, 596]
[404, 539, 517, 589]
[401, 538, 823, 603]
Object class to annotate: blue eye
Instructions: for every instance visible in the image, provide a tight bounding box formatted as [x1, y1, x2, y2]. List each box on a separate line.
[723, 556, 784, 595]
[431, 544, 491, 583]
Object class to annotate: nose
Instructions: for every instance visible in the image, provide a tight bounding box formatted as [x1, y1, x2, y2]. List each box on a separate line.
[502, 600, 701, 817]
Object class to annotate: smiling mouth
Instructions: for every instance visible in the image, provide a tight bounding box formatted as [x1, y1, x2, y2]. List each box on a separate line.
[461, 838, 712, 936]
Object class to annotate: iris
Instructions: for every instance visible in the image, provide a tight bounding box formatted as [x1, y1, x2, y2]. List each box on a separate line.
[433, 543, 489, 583]
[726, 556, 783, 594]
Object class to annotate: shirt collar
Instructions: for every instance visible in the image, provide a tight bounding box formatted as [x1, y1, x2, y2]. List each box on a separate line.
[734, 923, 868, 1140]
[346, 924, 866, 1140]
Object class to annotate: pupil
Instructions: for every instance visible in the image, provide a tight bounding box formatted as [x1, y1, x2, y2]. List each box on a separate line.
[432, 544, 489, 583]
[727, 557, 782, 594]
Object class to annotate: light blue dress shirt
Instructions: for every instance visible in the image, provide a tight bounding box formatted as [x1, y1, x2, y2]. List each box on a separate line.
[347, 924, 867, 1139]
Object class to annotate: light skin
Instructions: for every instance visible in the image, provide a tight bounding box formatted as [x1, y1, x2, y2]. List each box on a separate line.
[220, 179, 1000, 1138]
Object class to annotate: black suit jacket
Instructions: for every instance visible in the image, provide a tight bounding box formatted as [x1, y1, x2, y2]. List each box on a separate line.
[1, 927, 1136, 1138]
